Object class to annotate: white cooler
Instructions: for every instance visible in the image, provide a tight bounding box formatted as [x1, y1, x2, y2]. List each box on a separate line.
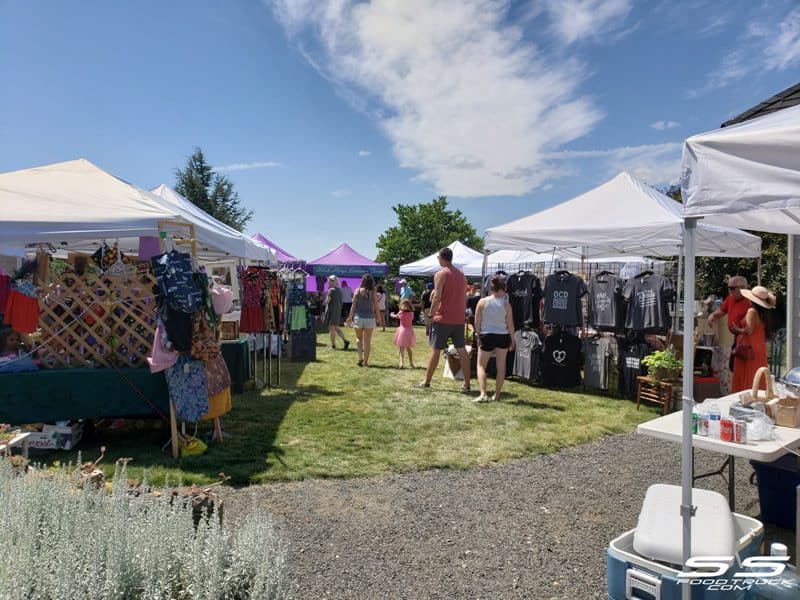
[607, 484, 763, 600]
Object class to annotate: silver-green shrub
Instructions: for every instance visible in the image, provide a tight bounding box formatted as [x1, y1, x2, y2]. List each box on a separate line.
[0, 461, 286, 599]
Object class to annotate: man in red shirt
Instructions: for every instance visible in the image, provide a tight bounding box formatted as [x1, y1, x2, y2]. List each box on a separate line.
[708, 275, 750, 372]
[708, 276, 750, 332]
[419, 247, 471, 390]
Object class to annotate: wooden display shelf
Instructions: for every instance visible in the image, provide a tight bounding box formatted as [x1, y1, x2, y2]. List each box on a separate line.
[636, 376, 682, 416]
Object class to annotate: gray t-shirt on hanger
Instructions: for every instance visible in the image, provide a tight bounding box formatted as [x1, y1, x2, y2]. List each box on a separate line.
[543, 272, 588, 326]
[588, 274, 624, 331]
[623, 274, 673, 332]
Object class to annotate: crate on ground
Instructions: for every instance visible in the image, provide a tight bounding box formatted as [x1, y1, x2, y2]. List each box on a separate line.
[26, 422, 84, 451]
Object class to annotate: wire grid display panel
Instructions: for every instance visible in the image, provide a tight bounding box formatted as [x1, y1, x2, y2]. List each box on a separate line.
[38, 268, 158, 368]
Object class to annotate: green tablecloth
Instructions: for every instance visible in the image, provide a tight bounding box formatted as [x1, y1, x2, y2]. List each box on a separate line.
[221, 339, 249, 394]
[0, 368, 169, 425]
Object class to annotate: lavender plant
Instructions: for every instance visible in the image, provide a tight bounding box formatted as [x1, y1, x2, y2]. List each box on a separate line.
[0, 460, 286, 599]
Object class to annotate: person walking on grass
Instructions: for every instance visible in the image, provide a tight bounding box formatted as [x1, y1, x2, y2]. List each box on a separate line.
[418, 247, 471, 390]
[345, 274, 384, 367]
[323, 275, 350, 351]
[376, 285, 388, 332]
[392, 299, 417, 368]
[473, 276, 515, 402]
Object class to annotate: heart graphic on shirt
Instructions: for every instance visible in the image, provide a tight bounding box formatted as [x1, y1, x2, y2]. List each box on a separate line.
[553, 350, 566, 363]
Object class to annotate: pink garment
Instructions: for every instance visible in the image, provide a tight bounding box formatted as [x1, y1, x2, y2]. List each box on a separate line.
[211, 286, 234, 315]
[147, 324, 179, 373]
[393, 310, 417, 348]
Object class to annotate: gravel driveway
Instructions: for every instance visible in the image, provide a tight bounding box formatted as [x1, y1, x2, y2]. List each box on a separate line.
[225, 431, 792, 599]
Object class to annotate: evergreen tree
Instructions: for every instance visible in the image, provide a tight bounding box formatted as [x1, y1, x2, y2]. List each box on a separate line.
[175, 148, 253, 231]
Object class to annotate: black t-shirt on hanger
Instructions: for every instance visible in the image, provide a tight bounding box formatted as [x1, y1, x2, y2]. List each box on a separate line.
[543, 272, 587, 326]
[588, 273, 624, 331]
[623, 273, 674, 333]
[507, 271, 542, 329]
[618, 340, 653, 399]
[542, 331, 583, 388]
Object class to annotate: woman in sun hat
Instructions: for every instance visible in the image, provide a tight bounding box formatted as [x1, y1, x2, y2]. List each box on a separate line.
[731, 285, 775, 392]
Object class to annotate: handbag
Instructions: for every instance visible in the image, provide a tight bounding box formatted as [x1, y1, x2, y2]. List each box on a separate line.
[731, 344, 755, 360]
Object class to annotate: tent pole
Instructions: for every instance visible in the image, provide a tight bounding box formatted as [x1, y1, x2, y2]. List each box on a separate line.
[681, 218, 698, 600]
[675, 251, 683, 335]
[481, 243, 488, 298]
[756, 256, 762, 286]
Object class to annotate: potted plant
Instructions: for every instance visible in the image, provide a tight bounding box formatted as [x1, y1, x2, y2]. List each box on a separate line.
[641, 347, 682, 382]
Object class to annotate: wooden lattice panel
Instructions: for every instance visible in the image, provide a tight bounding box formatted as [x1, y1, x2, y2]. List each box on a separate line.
[37, 268, 158, 369]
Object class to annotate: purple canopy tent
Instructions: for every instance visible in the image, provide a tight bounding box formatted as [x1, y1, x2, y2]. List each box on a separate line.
[251, 233, 302, 264]
[306, 243, 389, 292]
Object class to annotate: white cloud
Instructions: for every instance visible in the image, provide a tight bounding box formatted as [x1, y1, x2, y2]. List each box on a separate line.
[331, 189, 352, 198]
[650, 120, 680, 130]
[550, 142, 682, 186]
[693, 5, 800, 96]
[215, 161, 284, 172]
[543, 0, 633, 45]
[269, 0, 604, 197]
[358, 150, 371, 157]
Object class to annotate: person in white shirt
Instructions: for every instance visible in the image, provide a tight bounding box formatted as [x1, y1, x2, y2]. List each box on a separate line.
[339, 280, 354, 322]
[473, 276, 516, 402]
[376, 285, 388, 331]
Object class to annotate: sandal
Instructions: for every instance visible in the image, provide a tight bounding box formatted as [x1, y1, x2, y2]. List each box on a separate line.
[416, 382, 430, 388]
[461, 383, 471, 392]
[357, 359, 363, 367]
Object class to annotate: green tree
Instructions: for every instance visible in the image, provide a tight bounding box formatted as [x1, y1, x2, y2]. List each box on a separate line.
[376, 196, 483, 275]
[174, 148, 253, 231]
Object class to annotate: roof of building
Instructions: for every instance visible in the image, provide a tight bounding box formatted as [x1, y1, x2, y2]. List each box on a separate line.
[721, 81, 800, 127]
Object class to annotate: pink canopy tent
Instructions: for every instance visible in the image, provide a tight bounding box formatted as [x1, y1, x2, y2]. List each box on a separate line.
[251, 233, 301, 264]
[306, 243, 389, 293]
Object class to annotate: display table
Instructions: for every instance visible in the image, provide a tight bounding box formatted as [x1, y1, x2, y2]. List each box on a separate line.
[221, 339, 250, 394]
[0, 368, 169, 425]
[637, 391, 800, 510]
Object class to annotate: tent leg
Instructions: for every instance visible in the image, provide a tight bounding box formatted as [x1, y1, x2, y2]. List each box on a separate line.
[681, 218, 698, 600]
[757, 257, 762, 286]
[169, 399, 180, 459]
[675, 252, 683, 334]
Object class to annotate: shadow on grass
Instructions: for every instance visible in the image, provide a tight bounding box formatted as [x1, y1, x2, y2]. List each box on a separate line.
[35, 353, 339, 486]
[504, 399, 567, 411]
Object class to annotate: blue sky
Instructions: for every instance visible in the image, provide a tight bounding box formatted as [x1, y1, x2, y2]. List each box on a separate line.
[2, 0, 800, 261]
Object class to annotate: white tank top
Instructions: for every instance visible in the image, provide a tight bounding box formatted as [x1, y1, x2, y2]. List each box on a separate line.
[480, 295, 508, 334]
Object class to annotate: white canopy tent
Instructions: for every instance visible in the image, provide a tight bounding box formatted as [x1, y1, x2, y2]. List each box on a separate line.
[485, 171, 762, 259]
[150, 184, 274, 263]
[680, 103, 800, 588]
[0, 159, 274, 263]
[399, 241, 485, 277]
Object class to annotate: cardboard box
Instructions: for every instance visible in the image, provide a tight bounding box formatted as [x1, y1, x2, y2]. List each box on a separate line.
[27, 422, 84, 451]
[220, 320, 239, 340]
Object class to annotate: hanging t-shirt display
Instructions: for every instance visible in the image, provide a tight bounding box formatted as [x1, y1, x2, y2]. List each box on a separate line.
[507, 271, 542, 329]
[542, 331, 583, 388]
[543, 272, 587, 326]
[513, 330, 542, 382]
[583, 337, 612, 390]
[623, 273, 674, 333]
[618, 340, 653, 399]
[587, 273, 624, 331]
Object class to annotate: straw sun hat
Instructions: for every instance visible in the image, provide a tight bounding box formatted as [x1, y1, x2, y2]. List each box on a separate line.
[740, 285, 776, 310]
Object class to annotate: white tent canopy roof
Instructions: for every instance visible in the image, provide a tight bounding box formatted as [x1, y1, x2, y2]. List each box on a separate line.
[485, 171, 761, 258]
[0, 159, 273, 262]
[0, 159, 183, 244]
[150, 185, 274, 263]
[399, 241, 485, 277]
[682, 103, 800, 233]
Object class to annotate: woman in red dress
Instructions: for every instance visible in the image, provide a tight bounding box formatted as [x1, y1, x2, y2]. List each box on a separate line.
[731, 286, 776, 392]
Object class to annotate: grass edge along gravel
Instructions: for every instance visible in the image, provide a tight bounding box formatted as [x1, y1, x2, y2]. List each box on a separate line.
[38, 328, 660, 486]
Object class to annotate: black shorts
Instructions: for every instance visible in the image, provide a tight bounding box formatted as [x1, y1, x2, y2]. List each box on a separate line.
[429, 322, 466, 350]
[479, 333, 511, 351]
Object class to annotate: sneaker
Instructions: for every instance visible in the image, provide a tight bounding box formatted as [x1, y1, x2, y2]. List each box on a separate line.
[344, 340, 351, 350]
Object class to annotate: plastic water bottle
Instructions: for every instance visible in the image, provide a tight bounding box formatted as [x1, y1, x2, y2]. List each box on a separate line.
[707, 402, 721, 439]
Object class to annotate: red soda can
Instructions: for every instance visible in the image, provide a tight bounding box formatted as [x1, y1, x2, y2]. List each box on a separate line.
[720, 418, 734, 442]
[734, 420, 747, 444]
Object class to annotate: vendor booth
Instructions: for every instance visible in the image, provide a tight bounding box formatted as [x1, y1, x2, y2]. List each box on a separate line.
[251, 233, 302, 265]
[0, 159, 261, 458]
[399, 241, 484, 277]
[306, 243, 388, 292]
[679, 101, 800, 579]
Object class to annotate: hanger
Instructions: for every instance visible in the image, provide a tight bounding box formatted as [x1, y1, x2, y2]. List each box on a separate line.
[636, 270, 654, 279]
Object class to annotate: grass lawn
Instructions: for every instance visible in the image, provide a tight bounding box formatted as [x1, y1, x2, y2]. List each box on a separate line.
[38, 328, 660, 486]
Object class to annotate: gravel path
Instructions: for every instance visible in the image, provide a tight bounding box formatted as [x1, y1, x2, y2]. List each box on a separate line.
[224, 432, 791, 599]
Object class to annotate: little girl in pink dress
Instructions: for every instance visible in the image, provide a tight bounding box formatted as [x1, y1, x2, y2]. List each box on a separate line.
[392, 299, 417, 368]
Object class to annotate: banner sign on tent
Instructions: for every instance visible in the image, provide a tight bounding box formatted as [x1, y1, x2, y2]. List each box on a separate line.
[311, 265, 387, 278]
